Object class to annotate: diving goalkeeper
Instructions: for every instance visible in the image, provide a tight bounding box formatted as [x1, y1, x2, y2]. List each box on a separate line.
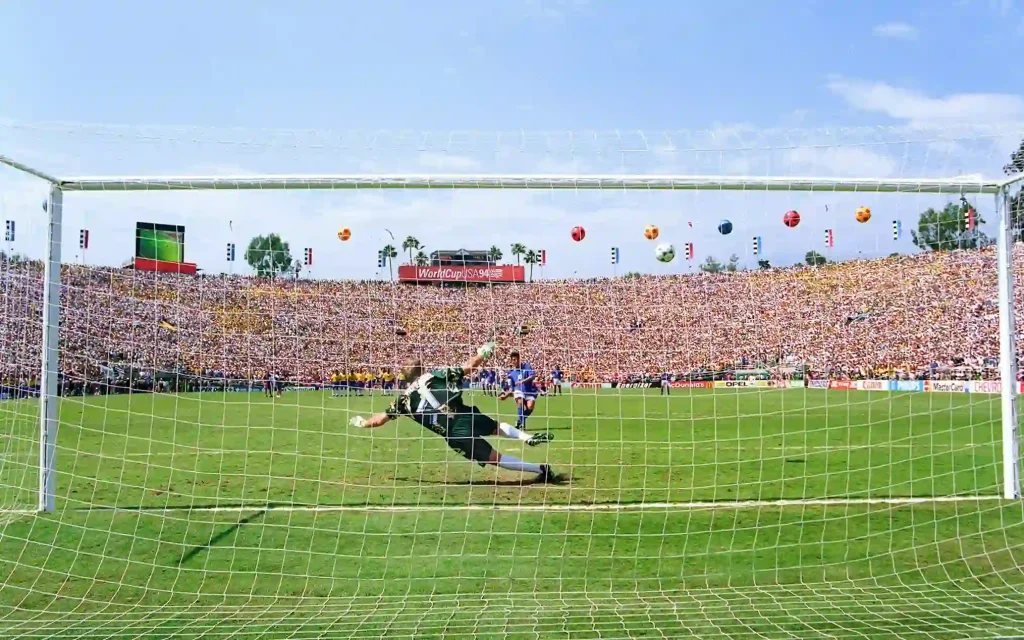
[348, 341, 561, 483]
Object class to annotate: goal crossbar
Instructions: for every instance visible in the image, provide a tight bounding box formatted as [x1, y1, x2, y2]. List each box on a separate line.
[0, 155, 1011, 193]
[52, 174, 1009, 193]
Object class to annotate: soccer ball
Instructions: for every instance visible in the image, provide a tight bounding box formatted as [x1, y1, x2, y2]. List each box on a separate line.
[783, 210, 801, 228]
[717, 220, 733, 235]
[571, 226, 586, 242]
[337, 228, 352, 241]
[655, 243, 675, 263]
[855, 207, 871, 223]
[644, 225, 659, 240]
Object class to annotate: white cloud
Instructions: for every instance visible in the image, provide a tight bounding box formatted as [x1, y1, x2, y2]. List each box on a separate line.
[872, 22, 918, 39]
[827, 77, 1024, 125]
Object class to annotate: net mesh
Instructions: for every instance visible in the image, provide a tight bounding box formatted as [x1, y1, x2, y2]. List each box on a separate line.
[0, 123, 1023, 639]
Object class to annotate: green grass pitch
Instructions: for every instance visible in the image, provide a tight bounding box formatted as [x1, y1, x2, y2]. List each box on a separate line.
[1, 388, 1023, 639]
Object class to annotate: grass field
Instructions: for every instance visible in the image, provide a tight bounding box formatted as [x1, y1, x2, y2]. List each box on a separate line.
[1, 388, 1024, 639]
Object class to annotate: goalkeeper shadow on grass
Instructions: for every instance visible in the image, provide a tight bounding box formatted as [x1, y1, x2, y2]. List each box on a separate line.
[174, 509, 267, 566]
[391, 472, 572, 487]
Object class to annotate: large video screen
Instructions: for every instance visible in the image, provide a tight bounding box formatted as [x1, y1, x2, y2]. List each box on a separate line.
[136, 223, 185, 262]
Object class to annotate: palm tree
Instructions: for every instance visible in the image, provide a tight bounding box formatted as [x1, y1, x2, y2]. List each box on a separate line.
[488, 245, 503, 264]
[414, 251, 429, 266]
[402, 236, 422, 265]
[524, 249, 540, 282]
[381, 244, 398, 280]
[510, 243, 526, 265]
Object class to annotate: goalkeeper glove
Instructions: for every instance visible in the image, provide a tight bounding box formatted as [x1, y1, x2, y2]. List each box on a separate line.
[477, 340, 497, 361]
[349, 416, 367, 428]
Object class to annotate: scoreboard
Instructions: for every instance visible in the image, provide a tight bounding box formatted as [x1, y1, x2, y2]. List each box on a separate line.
[133, 222, 197, 275]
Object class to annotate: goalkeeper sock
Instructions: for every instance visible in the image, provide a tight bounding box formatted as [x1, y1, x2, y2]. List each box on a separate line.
[516, 404, 525, 427]
[498, 422, 532, 442]
[497, 454, 543, 474]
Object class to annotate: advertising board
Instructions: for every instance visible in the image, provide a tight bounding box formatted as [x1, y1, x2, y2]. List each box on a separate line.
[398, 265, 525, 283]
[856, 380, 892, 391]
[671, 381, 715, 389]
[894, 380, 924, 392]
[925, 380, 968, 393]
[714, 380, 772, 389]
[969, 380, 1001, 394]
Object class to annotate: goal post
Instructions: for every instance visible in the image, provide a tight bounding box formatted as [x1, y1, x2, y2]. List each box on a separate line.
[38, 185, 61, 513]
[998, 178, 1023, 499]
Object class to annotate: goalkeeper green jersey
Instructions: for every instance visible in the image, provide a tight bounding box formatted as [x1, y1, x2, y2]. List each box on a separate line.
[386, 367, 467, 431]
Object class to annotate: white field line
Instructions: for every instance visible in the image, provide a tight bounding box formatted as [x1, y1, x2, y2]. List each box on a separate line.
[0, 494, 990, 516]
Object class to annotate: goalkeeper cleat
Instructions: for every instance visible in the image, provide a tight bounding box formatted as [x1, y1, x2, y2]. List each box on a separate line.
[526, 432, 554, 447]
[537, 464, 564, 484]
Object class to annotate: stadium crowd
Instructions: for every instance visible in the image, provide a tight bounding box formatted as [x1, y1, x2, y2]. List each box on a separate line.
[0, 245, 1020, 393]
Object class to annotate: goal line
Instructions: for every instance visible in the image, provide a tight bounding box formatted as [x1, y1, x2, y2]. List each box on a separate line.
[2, 494, 994, 516]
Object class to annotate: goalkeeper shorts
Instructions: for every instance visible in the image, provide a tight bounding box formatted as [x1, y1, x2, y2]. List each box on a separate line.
[445, 407, 499, 465]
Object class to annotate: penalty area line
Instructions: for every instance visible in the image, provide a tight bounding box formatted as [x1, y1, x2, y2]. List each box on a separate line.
[54, 495, 1008, 515]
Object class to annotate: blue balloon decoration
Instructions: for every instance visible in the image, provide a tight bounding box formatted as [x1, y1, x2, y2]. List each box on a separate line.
[718, 220, 733, 235]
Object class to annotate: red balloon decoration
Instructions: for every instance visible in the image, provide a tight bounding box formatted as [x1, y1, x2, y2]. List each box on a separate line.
[783, 210, 801, 228]
[571, 226, 586, 242]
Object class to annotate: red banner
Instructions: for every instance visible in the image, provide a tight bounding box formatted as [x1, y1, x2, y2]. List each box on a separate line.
[133, 257, 197, 275]
[829, 380, 854, 390]
[670, 381, 714, 388]
[398, 265, 525, 283]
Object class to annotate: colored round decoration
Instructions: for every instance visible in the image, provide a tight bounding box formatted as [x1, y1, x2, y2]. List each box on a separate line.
[337, 228, 352, 241]
[655, 243, 676, 263]
[644, 225, 659, 240]
[717, 220, 733, 235]
[783, 210, 801, 228]
[571, 226, 586, 242]
[855, 206, 871, 223]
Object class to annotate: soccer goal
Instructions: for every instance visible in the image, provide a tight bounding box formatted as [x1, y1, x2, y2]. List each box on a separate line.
[1, 123, 1024, 639]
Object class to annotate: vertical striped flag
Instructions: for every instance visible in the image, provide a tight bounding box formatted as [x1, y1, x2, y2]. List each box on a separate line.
[892, 220, 901, 241]
[752, 236, 762, 256]
[685, 243, 694, 261]
[539, 250, 547, 266]
[610, 247, 620, 265]
[303, 247, 313, 266]
[226, 243, 236, 262]
[824, 229, 834, 248]
[3, 221, 13, 243]
[965, 207, 976, 231]
[79, 229, 90, 250]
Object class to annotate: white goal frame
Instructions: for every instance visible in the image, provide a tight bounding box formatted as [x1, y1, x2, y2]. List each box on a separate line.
[2, 153, 1022, 512]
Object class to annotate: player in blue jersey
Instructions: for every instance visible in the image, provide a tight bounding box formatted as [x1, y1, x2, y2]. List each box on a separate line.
[500, 352, 550, 440]
[551, 366, 564, 396]
[660, 372, 671, 395]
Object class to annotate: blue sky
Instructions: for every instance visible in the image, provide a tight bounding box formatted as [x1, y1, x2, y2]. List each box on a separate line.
[1, 0, 1023, 278]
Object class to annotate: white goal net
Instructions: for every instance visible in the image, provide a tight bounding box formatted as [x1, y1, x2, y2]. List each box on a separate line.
[1, 123, 1023, 639]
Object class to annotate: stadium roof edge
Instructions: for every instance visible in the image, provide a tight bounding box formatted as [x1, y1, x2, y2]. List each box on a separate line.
[50, 174, 1006, 194]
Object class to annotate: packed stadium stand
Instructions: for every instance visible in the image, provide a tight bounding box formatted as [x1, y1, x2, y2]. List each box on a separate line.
[0, 246, 1019, 390]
